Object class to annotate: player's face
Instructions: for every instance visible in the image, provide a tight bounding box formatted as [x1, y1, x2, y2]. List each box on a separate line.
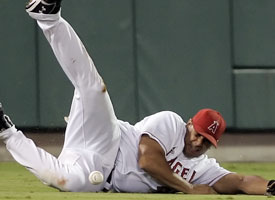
[183, 120, 212, 158]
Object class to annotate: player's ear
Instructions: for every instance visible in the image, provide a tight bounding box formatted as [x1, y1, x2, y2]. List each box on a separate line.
[186, 119, 194, 134]
[187, 118, 192, 125]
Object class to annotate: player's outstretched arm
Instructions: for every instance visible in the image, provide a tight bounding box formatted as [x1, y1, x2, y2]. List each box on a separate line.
[138, 135, 217, 194]
[212, 173, 270, 195]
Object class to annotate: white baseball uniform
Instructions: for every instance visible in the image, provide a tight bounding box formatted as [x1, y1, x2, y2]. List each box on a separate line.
[0, 11, 121, 192]
[112, 111, 231, 192]
[0, 11, 230, 193]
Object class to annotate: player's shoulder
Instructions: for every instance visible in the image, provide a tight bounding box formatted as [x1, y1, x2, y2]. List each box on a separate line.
[143, 111, 185, 129]
[136, 111, 186, 129]
[153, 110, 182, 120]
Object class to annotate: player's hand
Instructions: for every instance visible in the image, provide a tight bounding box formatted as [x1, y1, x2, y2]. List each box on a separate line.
[266, 180, 275, 196]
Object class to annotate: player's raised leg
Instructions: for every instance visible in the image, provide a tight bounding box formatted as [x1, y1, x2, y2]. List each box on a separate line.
[25, 0, 121, 188]
[0, 0, 120, 192]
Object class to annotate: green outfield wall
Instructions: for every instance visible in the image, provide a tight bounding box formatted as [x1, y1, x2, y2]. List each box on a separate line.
[0, 0, 275, 129]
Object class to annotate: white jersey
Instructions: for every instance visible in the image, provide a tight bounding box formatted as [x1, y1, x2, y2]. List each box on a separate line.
[168, 153, 230, 186]
[111, 111, 230, 192]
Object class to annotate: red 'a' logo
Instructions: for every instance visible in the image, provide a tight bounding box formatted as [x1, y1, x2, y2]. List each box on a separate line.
[208, 121, 219, 134]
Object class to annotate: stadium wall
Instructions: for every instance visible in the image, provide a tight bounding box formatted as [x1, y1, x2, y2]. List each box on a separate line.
[0, 0, 275, 130]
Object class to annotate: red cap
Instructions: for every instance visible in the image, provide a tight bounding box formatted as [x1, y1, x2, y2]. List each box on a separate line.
[192, 108, 226, 148]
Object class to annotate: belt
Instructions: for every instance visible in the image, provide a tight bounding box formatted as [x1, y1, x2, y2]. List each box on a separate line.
[106, 167, 114, 184]
[103, 168, 114, 192]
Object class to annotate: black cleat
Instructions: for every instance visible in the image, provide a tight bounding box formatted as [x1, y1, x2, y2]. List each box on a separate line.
[26, 0, 62, 14]
[0, 103, 13, 132]
[266, 180, 275, 196]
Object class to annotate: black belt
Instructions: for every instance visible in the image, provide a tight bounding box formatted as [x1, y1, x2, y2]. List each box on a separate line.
[106, 167, 114, 184]
[103, 168, 114, 192]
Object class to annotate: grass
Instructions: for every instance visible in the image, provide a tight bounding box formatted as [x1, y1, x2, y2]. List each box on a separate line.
[0, 162, 275, 200]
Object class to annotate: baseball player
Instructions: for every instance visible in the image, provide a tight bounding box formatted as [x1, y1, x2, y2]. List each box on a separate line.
[0, 0, 275, 195]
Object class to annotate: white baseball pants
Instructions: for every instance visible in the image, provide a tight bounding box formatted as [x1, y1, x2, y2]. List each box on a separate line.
[0, 11, 121, 192]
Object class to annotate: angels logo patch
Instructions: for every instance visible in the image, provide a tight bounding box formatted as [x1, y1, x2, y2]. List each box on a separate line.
[208, 120, 219, 134]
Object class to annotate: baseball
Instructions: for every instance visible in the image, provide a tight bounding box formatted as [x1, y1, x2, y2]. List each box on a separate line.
[88, 171, 104, 185]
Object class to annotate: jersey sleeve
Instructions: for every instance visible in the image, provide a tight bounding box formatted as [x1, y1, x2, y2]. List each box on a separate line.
[191, 157, 231, 186]
[136, 111, 185, 155]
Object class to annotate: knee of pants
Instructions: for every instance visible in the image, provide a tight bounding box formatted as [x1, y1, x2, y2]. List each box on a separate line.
[40, 171, 80, 192]
[36, 167, 84, 192]
[37, 167, 104, 192]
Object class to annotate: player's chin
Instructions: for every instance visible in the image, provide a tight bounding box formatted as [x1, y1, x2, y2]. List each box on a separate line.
[184, 148, 203, 158]
[191, 151, 203, 158]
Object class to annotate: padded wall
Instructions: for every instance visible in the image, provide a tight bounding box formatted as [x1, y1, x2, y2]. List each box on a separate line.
[233, 0, 275, 66]
[0, 1, 38, 126]
[1, 1, 275, 129]
[135, 0, 233, 125]
[233, 0, 275, 128]
[235, 69, 275, 128]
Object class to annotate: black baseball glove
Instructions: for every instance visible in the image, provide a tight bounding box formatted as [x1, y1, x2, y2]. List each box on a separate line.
[266, 180, 275, 196]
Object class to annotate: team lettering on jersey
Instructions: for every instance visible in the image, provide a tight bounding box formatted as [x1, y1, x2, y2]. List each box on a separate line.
[168, 157, 196, 183]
